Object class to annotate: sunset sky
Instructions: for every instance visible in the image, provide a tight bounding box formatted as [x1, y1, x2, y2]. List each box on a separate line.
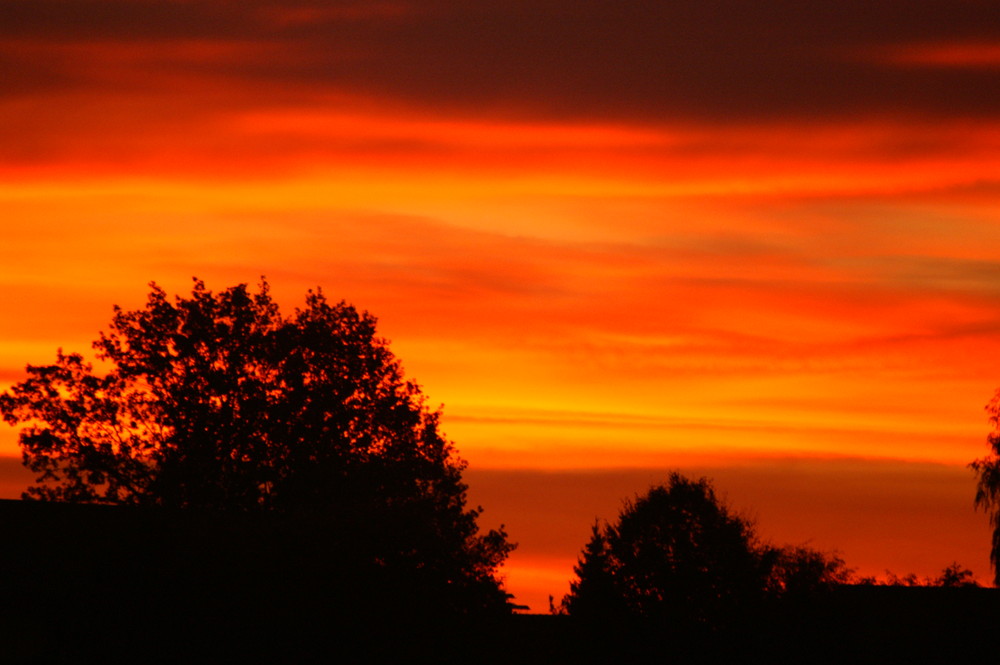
[3, 0, 1000, 611]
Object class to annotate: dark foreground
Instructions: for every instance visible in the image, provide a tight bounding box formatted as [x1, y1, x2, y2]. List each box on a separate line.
[1, 499, 997, 664]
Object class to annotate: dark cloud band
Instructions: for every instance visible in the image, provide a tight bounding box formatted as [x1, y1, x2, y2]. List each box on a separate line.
[1, 0, 999, 121]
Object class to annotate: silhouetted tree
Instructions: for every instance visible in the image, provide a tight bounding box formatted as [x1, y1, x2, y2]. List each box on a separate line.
[561, 521, 627, 618]
[0, 278, 514, 612]
[561, 473, 768, 626]
[764, 544, 853, 598]
[971, 389, 1000, 584]
[934, 562, 978, 588]
[561, 473, 860, 630]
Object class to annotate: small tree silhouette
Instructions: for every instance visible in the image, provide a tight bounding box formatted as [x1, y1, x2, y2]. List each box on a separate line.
[561, 473, 854, 627]
[934, 562, 978, 588]
[766, 545, 853, 597]
[561, 521, 628, 618]
[561, 473, 767, 625]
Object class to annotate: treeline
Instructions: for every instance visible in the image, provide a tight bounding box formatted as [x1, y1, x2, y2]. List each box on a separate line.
[558, 473, 978, 623]
[0, 279, 996, 662]
[0, 495, 995, 665]
[0, 475, 990, 664]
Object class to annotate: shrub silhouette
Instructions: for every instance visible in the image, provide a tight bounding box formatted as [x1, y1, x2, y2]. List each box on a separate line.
[766, 545, 853, 597]
[934, 562, 978, 588]
[0, 278, 514, 614]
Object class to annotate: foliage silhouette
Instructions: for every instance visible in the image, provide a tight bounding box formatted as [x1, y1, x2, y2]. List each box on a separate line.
[971, 389, 1000, 585]
[934, 561, 978, 587]
[560, 472, 853, 628]
[765, 545, 853, 597]
[868, 562, 979, 588]
[561, 473, 768, 626]
[560, 520, 628, 619]
[0, 278, 514, 613]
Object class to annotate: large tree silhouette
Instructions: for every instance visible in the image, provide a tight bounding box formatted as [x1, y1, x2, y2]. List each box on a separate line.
[0, 278, 513, 612]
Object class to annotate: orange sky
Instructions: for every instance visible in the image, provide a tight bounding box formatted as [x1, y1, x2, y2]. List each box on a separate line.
[2, 0, 1000, 612]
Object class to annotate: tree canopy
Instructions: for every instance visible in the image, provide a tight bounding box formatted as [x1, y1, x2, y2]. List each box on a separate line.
[0, 278, 513, 612]
[562, 473, 766, 624]
[561, 473, 850, 624]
